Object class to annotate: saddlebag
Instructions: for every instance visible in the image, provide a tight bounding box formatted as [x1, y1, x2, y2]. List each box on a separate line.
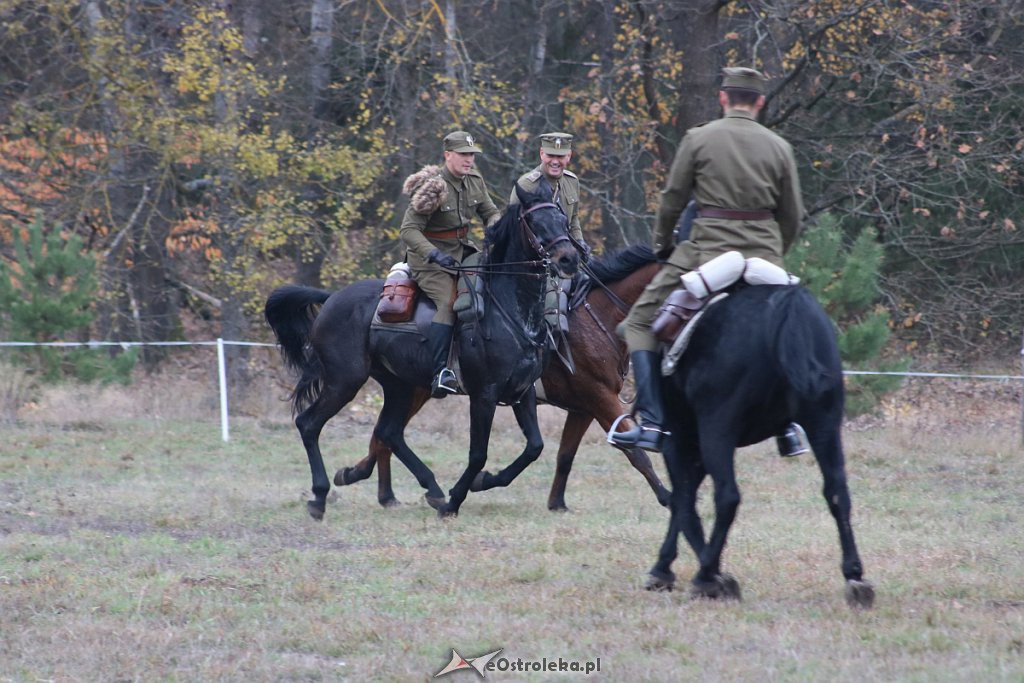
[651, 287, 704, 344]
[377, 265, 419, 323]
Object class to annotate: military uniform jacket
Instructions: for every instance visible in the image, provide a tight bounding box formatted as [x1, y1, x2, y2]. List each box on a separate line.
[509, 166, 583, 243]
[401, 166, 500, 269]
[654, 109, 805, 270]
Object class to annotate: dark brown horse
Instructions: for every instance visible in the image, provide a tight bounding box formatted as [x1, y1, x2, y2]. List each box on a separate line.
[333, 245, 672, 511]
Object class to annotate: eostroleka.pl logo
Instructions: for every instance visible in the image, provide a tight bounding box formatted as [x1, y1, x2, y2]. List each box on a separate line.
[434, 649, 602, 678]
[434, 648, 504, 677]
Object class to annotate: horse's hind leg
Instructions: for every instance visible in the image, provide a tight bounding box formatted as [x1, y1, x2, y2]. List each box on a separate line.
[335, 388, 430, 508]
[690, 431, 742, 600]
[374, 381, 446, 508]
[648, 431, 705, 591]
[808, 424, 875, 609]
[546, 411, 592, 511]
[296, 381, 361, 521]
[471, 389, 543, 493]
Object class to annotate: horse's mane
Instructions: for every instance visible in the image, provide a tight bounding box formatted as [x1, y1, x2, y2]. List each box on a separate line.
[586, 244, 657, 284]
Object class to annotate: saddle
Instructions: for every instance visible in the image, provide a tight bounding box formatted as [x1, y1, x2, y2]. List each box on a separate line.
[654, 252, 801, 375]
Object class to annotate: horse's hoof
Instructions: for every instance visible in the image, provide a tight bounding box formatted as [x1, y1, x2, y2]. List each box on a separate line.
[333, 467, 354, 486]
[437, 503, 458, 519]
[547, 501, 569, 512]
[425, 493, 446, 510]
[379, 496, 400, 509]
[845, 579, 875, 610]
[691, 573, 741, 600]
[645, 569, 675, 592]
[469, 471, 491, 492]
[655, 488, 672, 508]
[306, 500, 325, 521]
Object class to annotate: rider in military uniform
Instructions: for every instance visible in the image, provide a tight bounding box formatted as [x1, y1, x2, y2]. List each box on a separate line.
[400, 130, 500, 398]
[509, 132, 587, 255]
[610, 67, 809, 455]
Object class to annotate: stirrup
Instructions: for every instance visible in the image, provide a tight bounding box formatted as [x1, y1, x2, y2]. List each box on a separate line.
[607, 414, 669, 452]
[776, 423, 809, 457]
[431, 367, 458, 398]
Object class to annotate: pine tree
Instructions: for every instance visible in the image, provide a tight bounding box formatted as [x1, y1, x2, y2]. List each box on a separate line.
[0, 216, 136, 383]
[787, 214, 904, 415]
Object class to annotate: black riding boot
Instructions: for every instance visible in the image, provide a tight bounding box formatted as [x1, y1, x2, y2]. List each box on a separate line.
[607, 351, 669, 452]
[776, 422, 809, 457]
[428, 322, 458, 398]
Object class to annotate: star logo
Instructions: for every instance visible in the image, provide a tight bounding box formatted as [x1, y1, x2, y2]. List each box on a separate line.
[434, 648, 503, 678]
[465, 134, 474, 146]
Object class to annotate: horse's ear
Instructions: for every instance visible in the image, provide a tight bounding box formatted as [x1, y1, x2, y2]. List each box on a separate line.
[513, 181, 529, 206]
[536, 176, 554, 202]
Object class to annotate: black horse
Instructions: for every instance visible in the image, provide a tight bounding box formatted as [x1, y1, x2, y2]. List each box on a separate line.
[646, 284, 875, 608]
[265, 182, 578, 519]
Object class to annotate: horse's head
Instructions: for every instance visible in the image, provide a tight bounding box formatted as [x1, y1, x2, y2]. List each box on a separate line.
[513, 179, 579, 278]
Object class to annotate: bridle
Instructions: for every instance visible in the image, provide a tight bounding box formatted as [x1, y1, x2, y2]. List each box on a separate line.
[519, 202, 571, 259]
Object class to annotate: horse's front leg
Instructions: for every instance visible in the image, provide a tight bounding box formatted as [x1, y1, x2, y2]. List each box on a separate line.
[438, 387, 498, 518]
[471, 387, 544, 492]
[546, 411, 593, 511]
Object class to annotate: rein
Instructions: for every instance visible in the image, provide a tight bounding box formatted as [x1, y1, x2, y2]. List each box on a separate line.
[473, 200, 568, 349]
[581, 262, 631, 314]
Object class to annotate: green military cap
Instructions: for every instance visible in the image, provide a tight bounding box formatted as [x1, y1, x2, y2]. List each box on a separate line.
[443, 130, 482, 153]
[539, 132, 573, 156]
[721, 66, 768, 95]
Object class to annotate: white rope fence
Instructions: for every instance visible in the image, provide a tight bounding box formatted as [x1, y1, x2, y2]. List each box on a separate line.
[1, 339, 1022, 443]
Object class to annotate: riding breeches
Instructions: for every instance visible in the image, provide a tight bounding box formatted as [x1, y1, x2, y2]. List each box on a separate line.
[411, 265, 457, 325]
[617, 261, 686, 353]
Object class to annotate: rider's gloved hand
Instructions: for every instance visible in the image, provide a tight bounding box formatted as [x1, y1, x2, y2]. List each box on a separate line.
[428, 248, 459, 271]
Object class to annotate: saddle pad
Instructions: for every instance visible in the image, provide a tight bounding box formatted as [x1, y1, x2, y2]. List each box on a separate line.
[661, 292, 729, 376]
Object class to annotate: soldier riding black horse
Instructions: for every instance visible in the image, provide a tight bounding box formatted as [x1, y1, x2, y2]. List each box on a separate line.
[642, 284, 875, 608]
[265, 182, 578, 519]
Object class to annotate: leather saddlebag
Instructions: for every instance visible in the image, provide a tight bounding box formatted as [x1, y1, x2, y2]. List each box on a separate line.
[651, 287, 704, 344]
[377, 278, 419, 323]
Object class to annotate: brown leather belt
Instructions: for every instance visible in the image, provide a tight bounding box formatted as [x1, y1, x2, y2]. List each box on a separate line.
[426, 226, 469, 239]
[697, 207, 773, 221]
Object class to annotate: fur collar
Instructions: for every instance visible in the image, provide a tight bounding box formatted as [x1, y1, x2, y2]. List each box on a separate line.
[403, 165, 448, 215]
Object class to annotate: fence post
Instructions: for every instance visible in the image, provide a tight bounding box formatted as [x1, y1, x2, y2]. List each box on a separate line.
[217, 338, 229, 442]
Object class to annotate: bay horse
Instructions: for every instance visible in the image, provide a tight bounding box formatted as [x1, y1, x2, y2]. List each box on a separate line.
[265, 182, 578, 519]
[645, 284, 875, 608]
[333, 246, 672, 511]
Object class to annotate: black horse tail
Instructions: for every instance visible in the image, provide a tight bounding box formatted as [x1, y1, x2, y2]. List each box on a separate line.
[772, 287, 842, 399]
[264, 285, 332, 413]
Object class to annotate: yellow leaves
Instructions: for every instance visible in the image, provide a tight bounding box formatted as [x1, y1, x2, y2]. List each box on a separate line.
[912, 207, 931, 217]
[957, 144, 971, 154]
[1003, 218, 1016, 232]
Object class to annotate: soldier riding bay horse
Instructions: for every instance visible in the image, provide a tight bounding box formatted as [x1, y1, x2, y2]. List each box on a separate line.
[265, 182, 578, 519]
[646, 284, 875, 608]
[334, 246, 671, 511]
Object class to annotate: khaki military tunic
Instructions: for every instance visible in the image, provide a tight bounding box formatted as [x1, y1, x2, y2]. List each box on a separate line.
[509, 166, 583, 243]
[401, 166, 500, 324]
[620, 109, 806, 352]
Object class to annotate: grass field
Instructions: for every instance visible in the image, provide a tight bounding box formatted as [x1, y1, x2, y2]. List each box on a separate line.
[1, 375, 1022, 681]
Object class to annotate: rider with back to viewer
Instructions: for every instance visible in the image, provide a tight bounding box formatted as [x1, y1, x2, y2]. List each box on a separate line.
[400, 131, 500, 398]
[609, 66, 810, 456]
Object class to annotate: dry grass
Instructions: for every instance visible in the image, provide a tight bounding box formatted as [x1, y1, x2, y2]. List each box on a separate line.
[1, 369, 1022, 682]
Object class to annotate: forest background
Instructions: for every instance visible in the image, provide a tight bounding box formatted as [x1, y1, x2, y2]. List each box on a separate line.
[1, 0, 1021, 383]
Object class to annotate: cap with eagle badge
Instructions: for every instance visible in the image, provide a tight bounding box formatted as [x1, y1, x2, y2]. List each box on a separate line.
[443, 131, 483, 154]
[720, 66, 768, 95]
[539, 132, 573, 156]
